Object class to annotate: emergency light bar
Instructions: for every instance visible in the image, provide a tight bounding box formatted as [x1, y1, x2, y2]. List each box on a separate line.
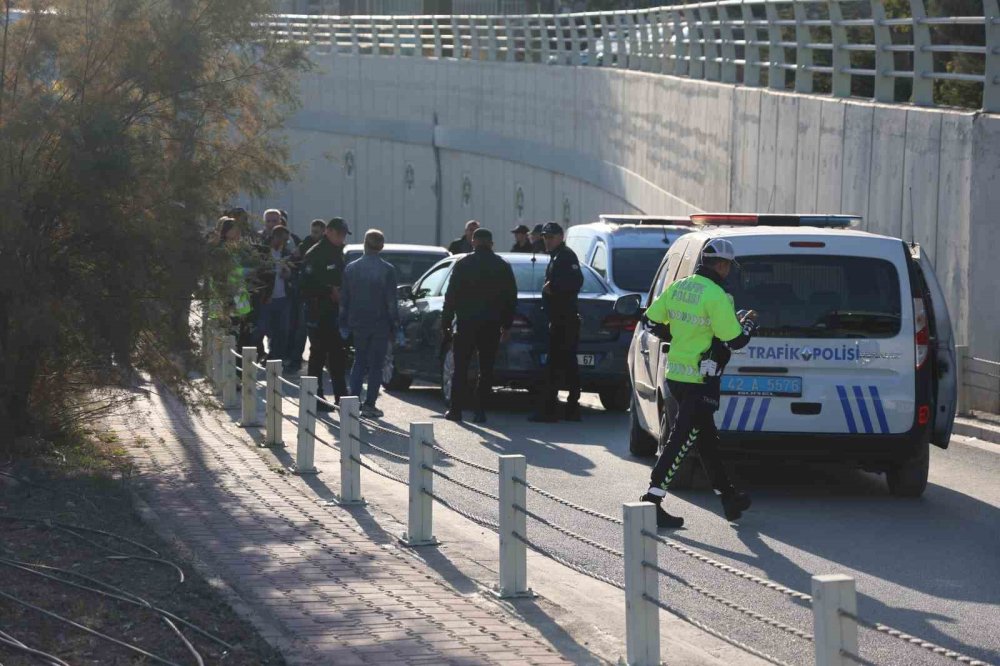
[689, 214, 862, 228]
[599, 214, 694, 226]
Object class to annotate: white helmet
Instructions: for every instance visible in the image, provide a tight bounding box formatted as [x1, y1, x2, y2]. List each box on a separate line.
[701, 238, 737, 263]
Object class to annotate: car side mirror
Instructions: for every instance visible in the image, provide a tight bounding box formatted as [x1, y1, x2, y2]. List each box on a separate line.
[613, 293, 642, 316]
[397, 284, 414, 300]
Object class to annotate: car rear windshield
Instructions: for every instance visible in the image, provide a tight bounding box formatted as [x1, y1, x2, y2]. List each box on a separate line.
[511, 261, 606, 294]
[612, 248, 670, 292]
[345, 251, 445, 286]
[727, 255, 902, 338]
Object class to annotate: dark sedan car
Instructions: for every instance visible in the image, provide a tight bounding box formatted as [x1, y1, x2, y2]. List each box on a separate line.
[386, 253, 638, 411]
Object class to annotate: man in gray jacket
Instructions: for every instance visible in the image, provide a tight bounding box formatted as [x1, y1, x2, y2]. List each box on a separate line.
[339, 229, 399, 418]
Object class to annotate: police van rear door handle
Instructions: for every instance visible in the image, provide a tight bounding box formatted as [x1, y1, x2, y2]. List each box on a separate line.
[660, 343, 669, 354]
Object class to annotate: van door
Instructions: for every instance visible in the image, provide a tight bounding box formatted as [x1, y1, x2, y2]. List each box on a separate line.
[911, 246, 957, 448]
[633, 254, 674, 430]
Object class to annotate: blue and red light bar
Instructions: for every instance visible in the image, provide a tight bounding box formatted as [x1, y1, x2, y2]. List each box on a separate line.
[689, 214, 862, 228]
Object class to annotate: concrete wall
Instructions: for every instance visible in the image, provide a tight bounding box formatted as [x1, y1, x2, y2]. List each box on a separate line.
[258, 52, 1000, 405]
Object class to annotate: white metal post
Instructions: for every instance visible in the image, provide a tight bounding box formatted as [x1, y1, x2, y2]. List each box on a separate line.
[955, 345, 969, 415]
[402, 422, 438, 547]
[812, 574, 860, 666]
[240, 347, 259, 427]
[265, 360, 283, 446]
[294, 377, 318, 474]
[213, 335, 226, 394]
[624, 502, 660, 666]
[338, 397, 365, 505]
[222, 336, 239, 409]
[495, 454, 532, 598]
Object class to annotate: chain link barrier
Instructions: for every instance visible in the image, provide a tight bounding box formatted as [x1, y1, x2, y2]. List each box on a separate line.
[352, 454, 405, 484]
[426, 442, 499, 475]
[420, 488, 500, 531]
[305, 429, 338, 450]
[423, 465, 499, 501]
[840, 610, 991, 666]
[360, 418, 409, 439]
[511, 531, 625, 591]
[354, 435, 409, 463]
[513, 476, 622, 525]
[513, 504, 624, 559]
[642, 561, 812, 642]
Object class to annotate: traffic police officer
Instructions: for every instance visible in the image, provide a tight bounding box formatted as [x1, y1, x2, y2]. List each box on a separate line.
[639, 239, 758, 528]
[300, 217, 351, 410]
[531, 222, 584, 423]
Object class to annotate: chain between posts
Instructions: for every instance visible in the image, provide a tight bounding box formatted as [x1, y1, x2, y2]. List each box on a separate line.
[513, 476, 622, 525]
[426, 442, 499, 475]
[305, 429, 338, 450]
[513, 504, 624, 558]
[355, 436, 409, 463]
[360, 418, 408, 439]
[839, 610, 991, 666]
[642, 561, 813, 641]
[423, 465, 499, 501]
[420, 488, 500, 531]
[511, 531, 625, 590]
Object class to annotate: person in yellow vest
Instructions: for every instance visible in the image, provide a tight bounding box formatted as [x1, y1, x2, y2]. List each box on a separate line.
[639, 239, 759, 528]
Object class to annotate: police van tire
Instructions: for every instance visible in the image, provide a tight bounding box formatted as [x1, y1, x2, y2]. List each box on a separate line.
[629, 394, 657, 457]
[886, 441, 929, 497]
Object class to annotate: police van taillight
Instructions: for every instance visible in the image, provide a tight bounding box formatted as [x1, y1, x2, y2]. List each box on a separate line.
[914, 298, 930, 368]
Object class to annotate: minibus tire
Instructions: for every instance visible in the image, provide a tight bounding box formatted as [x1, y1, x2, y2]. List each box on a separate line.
[886, 440, 929, 497]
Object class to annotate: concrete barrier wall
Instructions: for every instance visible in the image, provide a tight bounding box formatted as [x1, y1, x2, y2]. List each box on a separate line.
[258, 52, 1000, 401]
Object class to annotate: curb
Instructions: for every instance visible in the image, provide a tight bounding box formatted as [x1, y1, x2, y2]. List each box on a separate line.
[953, 416, 1000, 446]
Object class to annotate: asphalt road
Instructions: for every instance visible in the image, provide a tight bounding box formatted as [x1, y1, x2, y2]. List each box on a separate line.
[340, 382, 1000, 666]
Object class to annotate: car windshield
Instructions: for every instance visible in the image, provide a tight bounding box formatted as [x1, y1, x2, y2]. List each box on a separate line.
[612, 248, 670, 292]
[510, 260, 606, 294]
[726, 255, 902, 338]
[346, 251, 446, 286]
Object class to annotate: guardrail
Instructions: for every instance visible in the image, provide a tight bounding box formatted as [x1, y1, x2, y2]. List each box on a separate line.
[956, 345, 1000, 416]
[203, 320, 992, 666]
[266, 2, 999, 111]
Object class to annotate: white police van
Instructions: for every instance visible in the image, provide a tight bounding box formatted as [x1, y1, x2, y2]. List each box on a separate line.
[624, 214, 957, 497]
[566, 215, 693, 297]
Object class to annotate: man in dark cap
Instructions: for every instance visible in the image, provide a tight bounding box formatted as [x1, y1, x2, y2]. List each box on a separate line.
[529, 224, 546, 253]
[442, 228, 518, 423]
[300, 217, 351, 409]
[510, 224, 534, 253]
[448, 219, 480, 255]
[530, 222, 584, 423]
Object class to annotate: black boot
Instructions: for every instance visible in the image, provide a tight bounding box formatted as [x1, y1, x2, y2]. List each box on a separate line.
[563, 402, 581, 422]
[444, 409, 463, 422]
[720, 487, 752, 522]
[640, 493, 684, 529]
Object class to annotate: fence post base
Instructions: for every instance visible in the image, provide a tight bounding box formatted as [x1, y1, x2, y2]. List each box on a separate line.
[812, 574, 859, 666]
[292, 377, 319, 475]
[334, 397, 366, 506]
[491, 454, 534, 599]
[265, 359, 284, 447]
[400, 422, 439, 548]
[239, 347, 260, 428]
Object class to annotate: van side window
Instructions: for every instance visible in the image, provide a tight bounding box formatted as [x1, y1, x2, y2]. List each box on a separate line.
[565, 235, 590, 258]
[646, 256, 673, 308]
[591, 242, 608, 278]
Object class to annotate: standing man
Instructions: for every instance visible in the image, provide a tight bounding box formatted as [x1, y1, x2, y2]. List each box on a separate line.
[259, 209, 283, 245]
[529, 224, 546, 253]
[442, 228, 517, 423]
[510, 224, 534, 253]
[530, 222, 584, 423]
[339, 229, 399, 419]
[448, 220, 480, 255]
[255, 225, 293, 362]
[300, 217, 351, 410]
[297, 219, 326, 257]
[638, 239, 758, 528]
[283, 219, 328, 372]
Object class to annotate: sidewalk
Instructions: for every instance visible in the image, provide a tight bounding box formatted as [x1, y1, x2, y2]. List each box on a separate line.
[954, 413, 1000, 446]
[107, 384, 577, 665]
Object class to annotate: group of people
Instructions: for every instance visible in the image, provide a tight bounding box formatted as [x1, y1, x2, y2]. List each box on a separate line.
[211, 210, 398, 418]
[447, 219, 546, 255]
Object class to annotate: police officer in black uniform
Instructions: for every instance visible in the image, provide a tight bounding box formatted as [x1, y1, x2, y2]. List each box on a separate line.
[530, 222, 584, 423]
[510, 224, 534, 253]
[529, 224, 546, 253]
[300, 217, 350, 410]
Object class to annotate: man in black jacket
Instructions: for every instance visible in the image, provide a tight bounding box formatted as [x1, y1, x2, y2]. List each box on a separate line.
[530, 222, 585, 423]
[510, 224, 534, 253]
[447, 219, 480, 255]
[442, 228, 518, 423]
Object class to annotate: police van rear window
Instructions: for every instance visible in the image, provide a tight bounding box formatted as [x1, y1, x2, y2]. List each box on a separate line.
[726, 255, 902, 338]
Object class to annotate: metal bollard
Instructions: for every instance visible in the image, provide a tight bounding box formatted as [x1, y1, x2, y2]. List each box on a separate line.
[812, 574, 860, 666]
[294, 377, 318, 474]
[212, 335, 225, 395]
[624, 502, 660, 666]
[337, 397, 365, 505]
[240, 347, 260, 427]
[956, 344, 969, 415]
[494, 454, 532, 598]
[265, 360, 283, 446]
[401, 422, 438, 547]
[222, 336, 239, 408]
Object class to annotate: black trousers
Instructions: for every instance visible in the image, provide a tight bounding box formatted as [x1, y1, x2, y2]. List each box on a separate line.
[306, 301, 347, 399]
[540, 315, 581, 414]
[649, 380, 733, 493]
[451, 320, 502, 412]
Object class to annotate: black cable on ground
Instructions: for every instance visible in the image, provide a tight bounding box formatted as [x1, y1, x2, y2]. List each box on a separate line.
[105, 555, 185, 584]
[0, 589, 181, 666]
[0, 627, 69, 666]
[0, 516, 161, 557]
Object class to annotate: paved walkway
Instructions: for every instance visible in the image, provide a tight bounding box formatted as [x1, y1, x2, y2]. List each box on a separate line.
[107, 384, 574, 665]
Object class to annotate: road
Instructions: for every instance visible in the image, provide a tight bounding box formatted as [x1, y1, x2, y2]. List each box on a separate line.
[329, 381, 1000, 666]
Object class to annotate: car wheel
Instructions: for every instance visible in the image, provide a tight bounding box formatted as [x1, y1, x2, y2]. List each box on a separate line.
[382, 348, 412, 391]
[886, 440, 929, 497]
[629, 393, 657, 457]
[599, 383, 631, 412]
[656, 398, 697, 490]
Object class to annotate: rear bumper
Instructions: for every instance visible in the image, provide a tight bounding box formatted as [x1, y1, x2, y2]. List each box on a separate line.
[715, 423, 930, 467]
[493, 343, 628, 390]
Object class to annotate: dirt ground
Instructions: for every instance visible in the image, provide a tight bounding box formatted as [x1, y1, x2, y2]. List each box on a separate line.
[0, 430, 285, 665]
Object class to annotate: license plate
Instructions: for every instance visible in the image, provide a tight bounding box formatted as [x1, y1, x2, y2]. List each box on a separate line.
[721, 375, 802, 397]
[539, 353, 598, 367]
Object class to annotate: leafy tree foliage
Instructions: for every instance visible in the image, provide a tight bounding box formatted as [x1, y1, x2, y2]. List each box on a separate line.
[0, 0, 308, 445]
